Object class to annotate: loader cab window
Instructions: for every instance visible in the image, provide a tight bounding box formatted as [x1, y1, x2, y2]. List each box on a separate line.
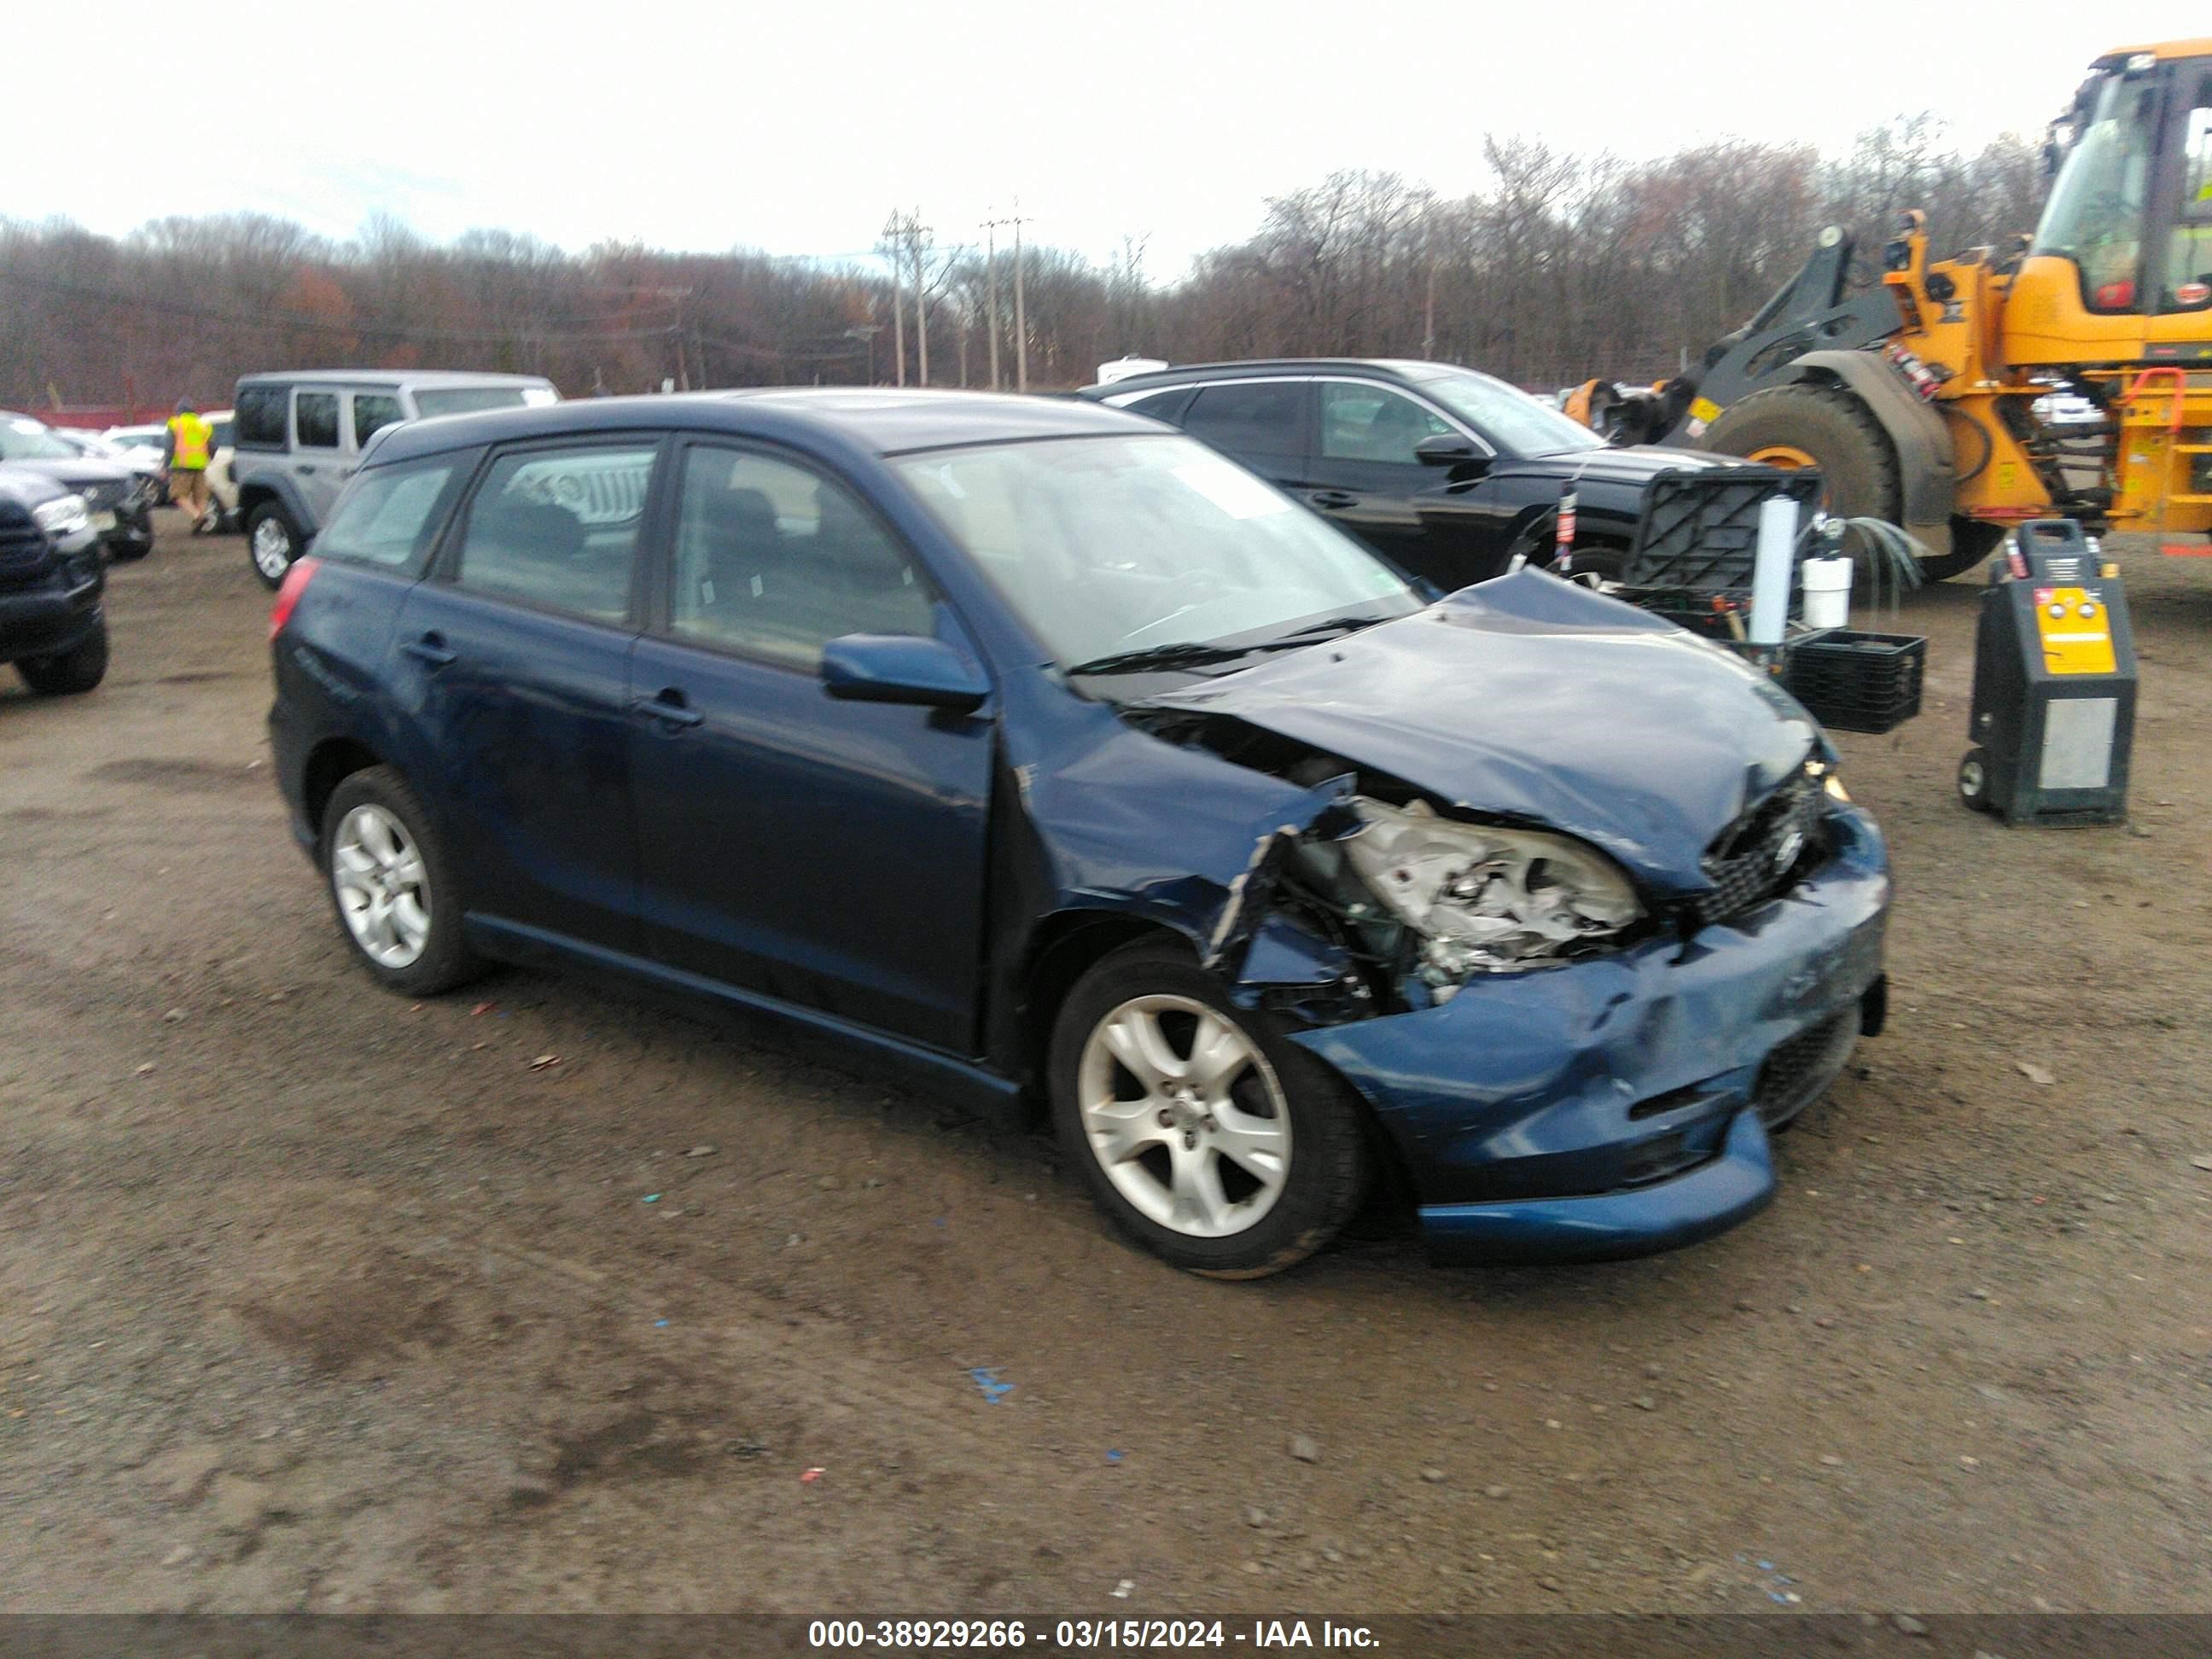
[2160, 80, 2212, 311]
[2034, 72, 2162, 313]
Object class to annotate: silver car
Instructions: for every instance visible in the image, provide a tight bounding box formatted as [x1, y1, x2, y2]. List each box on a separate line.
[230, 370, 558, 585]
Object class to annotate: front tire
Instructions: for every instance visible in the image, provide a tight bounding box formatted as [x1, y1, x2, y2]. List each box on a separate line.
[16, 622, 109, 695]
[247, 502, 302, 589]
[1048, 941, 1369, 1278]
[321, 766, 482, 996]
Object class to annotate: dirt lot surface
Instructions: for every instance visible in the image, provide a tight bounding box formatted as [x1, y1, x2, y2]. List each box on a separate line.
[4, 515, 2210, 1616]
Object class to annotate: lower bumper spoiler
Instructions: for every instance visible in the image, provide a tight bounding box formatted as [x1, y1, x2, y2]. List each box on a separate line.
[1417, 1109, 1776, 1266]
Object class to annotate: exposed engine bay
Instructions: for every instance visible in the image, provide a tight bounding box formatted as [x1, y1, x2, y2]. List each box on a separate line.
[1293, 796, 1645, 1001]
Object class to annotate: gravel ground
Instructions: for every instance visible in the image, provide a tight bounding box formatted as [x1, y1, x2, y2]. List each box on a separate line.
[3, 515, 2209, 1615]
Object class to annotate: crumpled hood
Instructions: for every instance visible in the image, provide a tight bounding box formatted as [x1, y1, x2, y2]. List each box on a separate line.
[1140, 570, 1822, 895]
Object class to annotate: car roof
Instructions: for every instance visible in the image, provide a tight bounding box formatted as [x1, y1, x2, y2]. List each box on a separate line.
[234, 370, 555, 389]
[1079, 358, 1470, 396]
[366, 387, 1154, 466]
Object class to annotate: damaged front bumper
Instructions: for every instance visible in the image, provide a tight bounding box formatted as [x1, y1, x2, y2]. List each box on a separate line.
[1286, 804, 1889, 1266]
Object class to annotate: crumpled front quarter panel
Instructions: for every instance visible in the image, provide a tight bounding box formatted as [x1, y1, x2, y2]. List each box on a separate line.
[1288, 806, 1889, 1211]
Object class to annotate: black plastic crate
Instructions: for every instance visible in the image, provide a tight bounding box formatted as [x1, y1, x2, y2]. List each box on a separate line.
[1783, 629, 1926, 733]
[1620, 466, 1825, 592]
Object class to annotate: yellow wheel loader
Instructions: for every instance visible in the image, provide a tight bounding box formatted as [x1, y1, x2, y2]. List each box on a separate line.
[1572, 38, 2212, 579]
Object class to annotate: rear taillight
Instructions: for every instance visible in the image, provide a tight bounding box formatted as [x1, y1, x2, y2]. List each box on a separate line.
[269, 556, 322, 641]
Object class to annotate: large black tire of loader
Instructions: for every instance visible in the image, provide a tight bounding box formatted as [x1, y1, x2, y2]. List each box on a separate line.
[1704, 383, 1898, 519]
[1703, 382, 1971, 583]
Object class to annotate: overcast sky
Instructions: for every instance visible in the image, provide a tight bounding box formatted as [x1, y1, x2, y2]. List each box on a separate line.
[13, 1, 2208, 279]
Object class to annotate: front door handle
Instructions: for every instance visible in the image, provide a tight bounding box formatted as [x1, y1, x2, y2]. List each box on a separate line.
[297, 463, 318, 475]
[1308, 489, 1358, 510]
[632, 690, 704, 730]
[402, 632, 457, 668]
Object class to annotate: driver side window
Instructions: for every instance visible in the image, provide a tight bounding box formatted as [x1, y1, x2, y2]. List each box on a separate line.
[1319, 383, 1454, 466]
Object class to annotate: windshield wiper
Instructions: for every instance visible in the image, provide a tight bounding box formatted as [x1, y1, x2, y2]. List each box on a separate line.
[1064, 640, 1263, 676]
[1066, 614, 1390, 678]
[1264, 613, 1388, 644]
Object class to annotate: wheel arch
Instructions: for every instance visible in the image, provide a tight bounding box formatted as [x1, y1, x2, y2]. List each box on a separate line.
[1784, 350, 1957, 548]
[300, 736, 387, 839]
[236, 472, 317, 538]
[1014, 911, 1199, 1103]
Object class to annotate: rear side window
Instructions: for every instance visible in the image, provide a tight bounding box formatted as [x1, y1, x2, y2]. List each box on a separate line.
[1182, 381, 1307, 459]
[451, 444, 656, 622]
[313, 459, 464, 573]
[296, 392, 340, 450]
[235, 386, 287, 446]
[1121, 387, 1193, 424]
[352, 393, 405, 446]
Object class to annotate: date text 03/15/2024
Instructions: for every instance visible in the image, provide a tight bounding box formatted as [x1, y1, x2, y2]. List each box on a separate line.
[806, 1619, 1382, 1650]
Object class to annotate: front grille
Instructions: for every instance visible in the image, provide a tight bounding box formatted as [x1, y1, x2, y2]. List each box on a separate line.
[1694, 773, 1825, 925]
[1753, 1009, 1859, 1126]
[0, 507, 49, 579]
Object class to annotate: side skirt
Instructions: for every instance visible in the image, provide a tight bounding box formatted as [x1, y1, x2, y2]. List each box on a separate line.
[465, 915, 1025, 1125]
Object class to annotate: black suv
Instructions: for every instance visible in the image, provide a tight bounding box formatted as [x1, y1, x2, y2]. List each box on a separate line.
[1079, 359, 1784, 588]
[0, 472, 109, 696]
[0, 411, 155, 562]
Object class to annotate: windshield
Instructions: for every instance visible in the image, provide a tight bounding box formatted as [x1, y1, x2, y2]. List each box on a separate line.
[1408, 366, 1605, 457]
[114, 433, 164, 451]
[893, 434, 1421, 671]
[0, 418, 83, 462]
[412, 387, 540, 418]
[2034, 70, 2162, 311]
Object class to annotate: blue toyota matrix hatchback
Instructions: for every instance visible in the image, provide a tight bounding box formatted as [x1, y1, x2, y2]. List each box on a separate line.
[269, 390, 1889, 1278]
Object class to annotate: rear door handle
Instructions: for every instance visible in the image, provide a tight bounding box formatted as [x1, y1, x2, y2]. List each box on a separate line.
[1308, 490, 1358, 510]
[402, 633, 457, 668]
[297, 463, 318, 474]
[632, 690, 704, 730]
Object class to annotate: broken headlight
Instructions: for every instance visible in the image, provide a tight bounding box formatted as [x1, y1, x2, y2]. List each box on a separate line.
[1342, 796, 1644, 993]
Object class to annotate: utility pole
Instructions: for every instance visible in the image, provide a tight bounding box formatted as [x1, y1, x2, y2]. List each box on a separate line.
[1009, 199, 1029, 393]
[910, 210, 933, 387]
[1422, 253, 1437, 360]
[881, 212, 906, 387]
[982, 213, 1002, 391]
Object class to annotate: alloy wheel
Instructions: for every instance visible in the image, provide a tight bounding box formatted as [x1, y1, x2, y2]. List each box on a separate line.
[1075, 993, 1291, 1237]
[331, 804, 432, 969]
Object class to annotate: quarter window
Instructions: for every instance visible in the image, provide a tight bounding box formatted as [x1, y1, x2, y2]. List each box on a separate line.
[1181, 381, 1306, 459]
[1319, 383, 1454, 464]
[295, 392, 340, 450]
[668, 446, 931, 668]
[451, 444, 656, 622]
[312, 460, 462, 573]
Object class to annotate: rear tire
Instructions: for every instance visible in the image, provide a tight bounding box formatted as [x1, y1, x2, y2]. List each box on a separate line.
[16, 622, 109, 696]
[247, 502, 302, 590]
[320, 765, 483, 997]
[1048, 940, 1369, 1278]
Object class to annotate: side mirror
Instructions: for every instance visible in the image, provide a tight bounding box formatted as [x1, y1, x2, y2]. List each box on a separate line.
[1414, 434, 1481, 466]
[821, 633, 989, 713]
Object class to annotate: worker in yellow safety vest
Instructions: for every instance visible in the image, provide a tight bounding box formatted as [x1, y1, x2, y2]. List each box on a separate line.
[164, 399, 216, 533]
